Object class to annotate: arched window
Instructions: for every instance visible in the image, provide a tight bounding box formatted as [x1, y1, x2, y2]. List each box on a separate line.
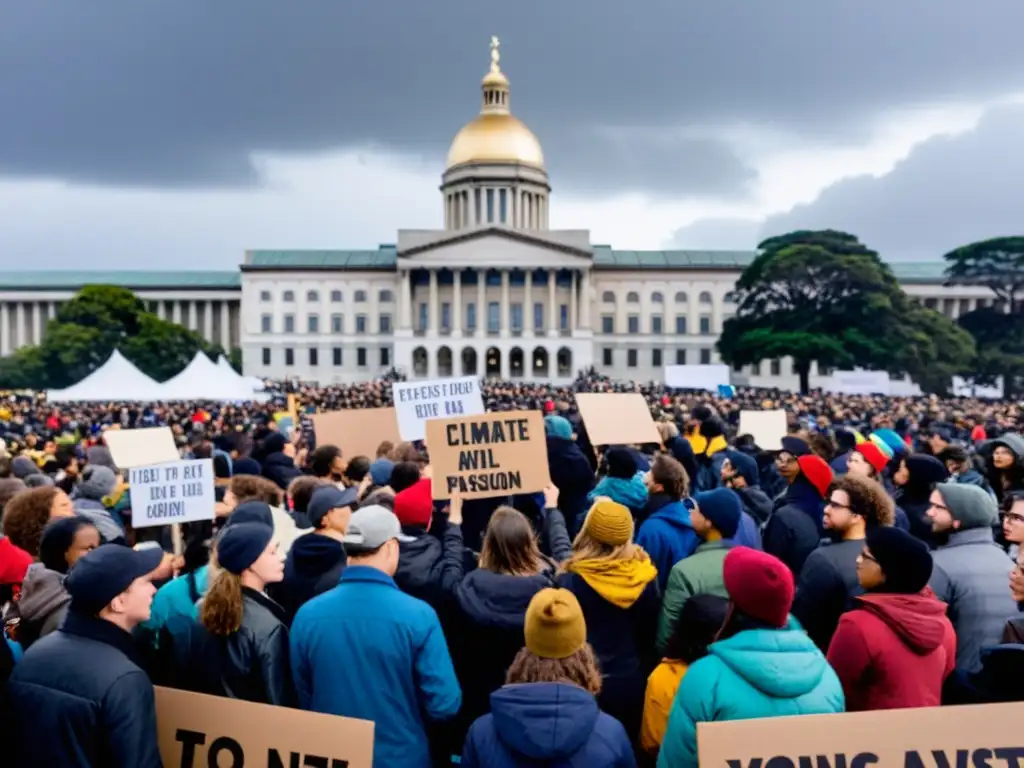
[354, 290, 367, 303]
[626, 292, 640, 303]
[651, 291, 664, 304]
[601, 291, 616, 303]
[674, 291, 688, 303]
[306, 290, 319, 302]
[699, 291, 713, 304]
[282, 290, 295, 302]
[379, 289, 394, 303]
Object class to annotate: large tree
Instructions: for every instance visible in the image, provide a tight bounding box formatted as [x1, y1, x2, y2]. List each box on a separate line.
[944, 236, 1024, 312]
[718, 229, 974, 393]
[0, 285, 224, 389]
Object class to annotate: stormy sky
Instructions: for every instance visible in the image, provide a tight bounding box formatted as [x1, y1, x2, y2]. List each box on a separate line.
[0, 1, 1021, 268]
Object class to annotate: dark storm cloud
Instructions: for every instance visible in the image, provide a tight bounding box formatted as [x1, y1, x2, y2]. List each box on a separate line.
[760, 104, 1024, 259]
[1, 0, 1023, 195]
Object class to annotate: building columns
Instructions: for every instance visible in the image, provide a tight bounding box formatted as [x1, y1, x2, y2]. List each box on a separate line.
[452, 270, 462, 338]
[579, 270, 591, 330]
[500, 270, 510, 338]
[399, 269, 413, 330]
[569, 271, 578, 333]
[428, 269, 439, 333]
[0, 305, 8, 356]
[15, 304, 25, 349]
[220, 301, 230, 348]
[524, 270, 533, 334]
[547, 270, 558, 337]
[203, 301, 214, 342]
[476, 269, 486, 337]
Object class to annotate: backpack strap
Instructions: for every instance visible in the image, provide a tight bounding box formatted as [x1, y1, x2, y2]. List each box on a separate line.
[186, 570, 201, 604]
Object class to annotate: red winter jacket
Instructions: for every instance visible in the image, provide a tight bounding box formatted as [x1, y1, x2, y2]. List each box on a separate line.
[0, 536, 33, 601]
[827, 590, 956, 711]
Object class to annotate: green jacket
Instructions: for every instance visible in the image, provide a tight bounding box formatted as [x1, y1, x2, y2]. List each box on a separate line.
[656, 540, 730, 653]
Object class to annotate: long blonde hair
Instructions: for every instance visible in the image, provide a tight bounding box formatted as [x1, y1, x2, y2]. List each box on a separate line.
[479, 507, 547, 577]
[560, 526, 649, 574]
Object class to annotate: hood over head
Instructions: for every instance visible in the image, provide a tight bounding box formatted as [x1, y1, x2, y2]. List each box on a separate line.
[856, 592, 950, 654]
[16, 562, 70, 622]
[284, 531, 346, 581]
[490, 682, 599, 761]
[711, 623, 832, 699]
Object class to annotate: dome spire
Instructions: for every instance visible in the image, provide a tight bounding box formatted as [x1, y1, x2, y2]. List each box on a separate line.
[480, 35, 510, 115]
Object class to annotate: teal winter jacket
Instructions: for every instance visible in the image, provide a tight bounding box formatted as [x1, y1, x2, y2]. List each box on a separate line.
[657, 619, 844, 768]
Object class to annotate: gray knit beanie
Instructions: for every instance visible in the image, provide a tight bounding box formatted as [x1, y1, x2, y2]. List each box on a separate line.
[936, 483, 998, 531]
[78, 465, 117, 501]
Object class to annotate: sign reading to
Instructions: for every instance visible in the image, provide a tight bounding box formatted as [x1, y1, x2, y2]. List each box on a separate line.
[392, 376, 484, 441]
[155, 686, 373, 768]
[425, 411, 550, 500]
[697, 701, 1024, 768]
[128, 459, 215, 529]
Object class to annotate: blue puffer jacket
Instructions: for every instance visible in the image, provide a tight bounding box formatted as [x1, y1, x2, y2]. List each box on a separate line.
[657, 620, 845, 768]
[635, 501, 699, 592]
[461, 683, 636, 767]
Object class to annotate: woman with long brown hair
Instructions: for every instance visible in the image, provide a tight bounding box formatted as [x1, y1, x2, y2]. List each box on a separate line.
[460, 588, 635, 766]
[175, 522, 294, 705]
[557, 497, 660, 742]
[448, 488, 564, 747]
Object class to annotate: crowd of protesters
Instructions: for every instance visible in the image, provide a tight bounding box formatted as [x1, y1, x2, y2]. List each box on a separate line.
[0, 370, 1022, 767]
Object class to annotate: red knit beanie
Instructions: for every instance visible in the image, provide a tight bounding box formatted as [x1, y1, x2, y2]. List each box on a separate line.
[855, 442, 888, 474]
[393, 477, 433, 528]
[796, 454, 832, 498]
[723, 547, 794, 628]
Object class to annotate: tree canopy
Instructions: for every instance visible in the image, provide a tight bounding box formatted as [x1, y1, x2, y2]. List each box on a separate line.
[0, 285, 227, 389]
[944, 236, 1024, 312]
[718, 229, 975, 393]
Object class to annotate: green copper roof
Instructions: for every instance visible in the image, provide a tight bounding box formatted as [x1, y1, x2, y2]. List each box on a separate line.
[0, 251, 950, 289]
[246, 247, 398, 269]
[0, 271, 240, 290]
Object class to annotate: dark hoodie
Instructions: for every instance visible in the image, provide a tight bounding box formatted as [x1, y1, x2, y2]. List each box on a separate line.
[827, 591, 956, 711]
[762, 478, 824, 577]
[447, 568, 556, 741]
[394, 523, 465, 613]
[461, 683, 636, 767]
[546, 436, 596, 530]
[267, 533, 346, 623]
[896, 454, 950, 546]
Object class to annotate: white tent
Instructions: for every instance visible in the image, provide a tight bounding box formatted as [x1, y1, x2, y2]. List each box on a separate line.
[47, 350, 168, 402]
[158, 352, 261, 401]
[216, 355, 265, 392]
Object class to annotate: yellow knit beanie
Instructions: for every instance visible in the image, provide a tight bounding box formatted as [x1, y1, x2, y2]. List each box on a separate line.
[584, 498, 633, 546]
[525, 588, 587, 659]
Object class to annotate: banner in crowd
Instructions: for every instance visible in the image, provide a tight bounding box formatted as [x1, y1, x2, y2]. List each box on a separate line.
[664, 363, 731, 392]
[128, 459, 215, 529]
[392, 375, 484, 441]
[738, 409, 787, 451]
[697, 701, 1024, 768]
[103, 425, 179, 468]
[311, 407, 402, 462]
[575, 392, 661, 446]
[426, 410, 550, 500]
[829, 370, 892, 396]
[154, 686, 373, 767]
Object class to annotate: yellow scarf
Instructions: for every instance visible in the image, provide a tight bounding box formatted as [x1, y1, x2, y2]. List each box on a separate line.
[685, 432, 728, 458]
[568, 556, 658, 609]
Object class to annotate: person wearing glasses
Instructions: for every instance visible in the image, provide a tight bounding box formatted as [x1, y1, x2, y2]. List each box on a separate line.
[1001, 491, 1024, 561]
[826, 527, 955, 711]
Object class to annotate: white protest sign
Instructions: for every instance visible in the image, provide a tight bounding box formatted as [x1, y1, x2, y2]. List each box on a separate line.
[103, 426, 179, 469]
[828, 370, 891, 396]
[738, 409, 788, 451]
[392, 375, 485, 441]
[128, 459, 215, 529]
[664, 364, 731, 391]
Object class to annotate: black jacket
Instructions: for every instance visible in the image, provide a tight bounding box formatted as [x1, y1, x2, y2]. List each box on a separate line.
[790, 538, 863, 650]
[267, 533, 347, 622]
[394, 522, 466, 612]
[166, 587, 294, 706]
[8, 610, 163, 768]
[762, 502, 822, 577]
[546, 436, 596, 531]
[261, 451, 303, 491]
[734, 485, 774, 526]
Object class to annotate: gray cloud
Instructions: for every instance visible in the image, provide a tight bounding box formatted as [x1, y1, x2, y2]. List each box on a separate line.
[1, 1, 1023, 196]
[669, 218, 762, 250]
[760, 104, 1024, 259]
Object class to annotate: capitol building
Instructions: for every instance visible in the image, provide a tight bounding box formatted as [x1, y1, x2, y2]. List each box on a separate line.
[0, 42, 999, 391]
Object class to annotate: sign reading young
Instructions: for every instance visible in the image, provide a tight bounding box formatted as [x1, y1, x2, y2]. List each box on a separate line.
[128, 459, 215, 529]
[426, 411, 550, 500]
[393, 376, 484, 441]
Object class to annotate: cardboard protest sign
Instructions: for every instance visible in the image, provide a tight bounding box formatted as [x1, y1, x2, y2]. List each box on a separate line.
[128, 459, 215, 529]
[311, 407, 401, 462]
[103, 426, 179, 469]
[697, 701, 1024, 768]
[155, 686, 373, 768]
[738, 409, 787, 451]
[426, 410, 550, 500]
[392, 376, 484, 441]
[574, 392, 661, 446]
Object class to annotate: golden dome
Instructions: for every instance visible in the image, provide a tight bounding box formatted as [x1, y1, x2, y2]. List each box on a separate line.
[446, 113, 545, 170]
[445, 36, 546, 172]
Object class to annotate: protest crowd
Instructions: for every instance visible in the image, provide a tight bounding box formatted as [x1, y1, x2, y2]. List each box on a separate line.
[1, 368, 1023, 766]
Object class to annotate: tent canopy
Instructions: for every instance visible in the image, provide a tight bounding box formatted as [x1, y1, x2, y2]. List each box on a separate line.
[216, 355, 265, 392]
[46, 350, 167, 402]
[158, 352, 261, 401]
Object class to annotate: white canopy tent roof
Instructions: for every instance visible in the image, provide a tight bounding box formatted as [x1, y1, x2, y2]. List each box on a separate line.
[158, 352, 262, 401]
[46, 350, 168, 402]
[216, 355, 265, 392]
